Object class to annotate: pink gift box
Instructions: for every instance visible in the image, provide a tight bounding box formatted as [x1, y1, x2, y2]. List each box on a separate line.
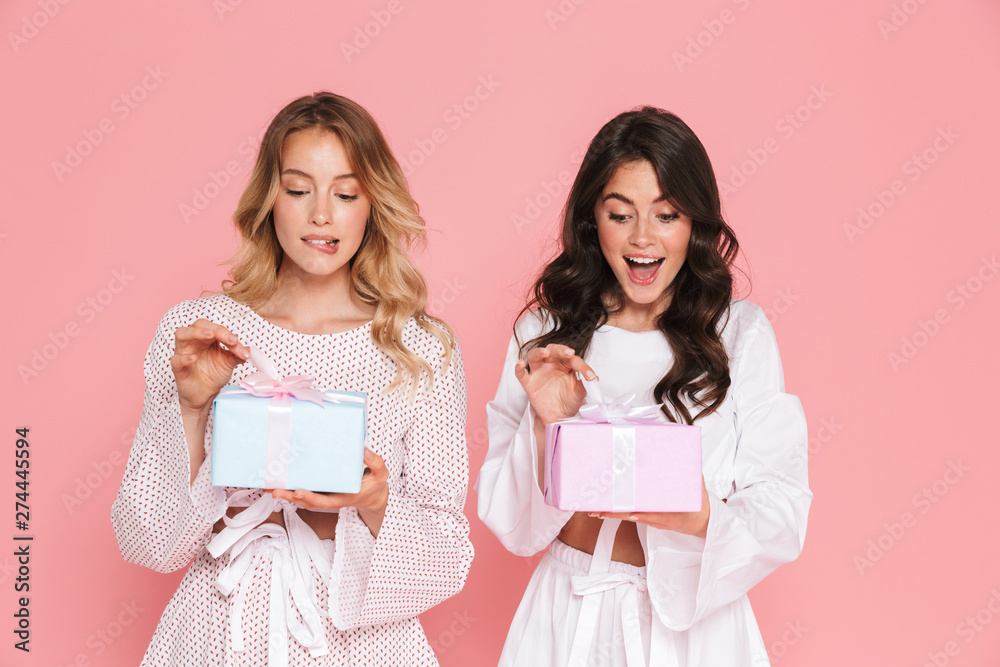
[544, 421, 703, 513]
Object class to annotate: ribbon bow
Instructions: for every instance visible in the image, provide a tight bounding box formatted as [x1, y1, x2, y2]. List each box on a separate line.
[567, 519, 650, 667]
[207, 491, 334, 666]
[575, 378, 663, 425]
[236, 347, 335, 406]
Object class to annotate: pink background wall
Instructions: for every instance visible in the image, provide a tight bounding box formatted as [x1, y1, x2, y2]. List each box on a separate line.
[3, 1, 999, 665]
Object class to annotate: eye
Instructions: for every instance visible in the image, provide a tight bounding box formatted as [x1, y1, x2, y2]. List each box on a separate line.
[608, 213, 629, 223]
[338, 194, 359, 202]
[659, 213, 680, 222]
[285, 189, 307, 197]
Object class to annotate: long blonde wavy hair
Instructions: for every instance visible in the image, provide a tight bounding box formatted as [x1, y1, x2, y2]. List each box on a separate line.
[223, 92, 454, 397]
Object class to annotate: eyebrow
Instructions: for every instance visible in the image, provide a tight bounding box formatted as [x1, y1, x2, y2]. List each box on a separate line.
[602, 192, 670, 205]
[280, 168, 357, 181]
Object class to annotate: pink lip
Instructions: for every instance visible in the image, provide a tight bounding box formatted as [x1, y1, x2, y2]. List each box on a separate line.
[302, 236, 339, 255]
[623, 255, 663, 286]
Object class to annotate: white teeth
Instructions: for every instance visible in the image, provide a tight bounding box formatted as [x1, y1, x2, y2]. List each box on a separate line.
[626, 256, 660, 264]
[305, 239, 337, 245]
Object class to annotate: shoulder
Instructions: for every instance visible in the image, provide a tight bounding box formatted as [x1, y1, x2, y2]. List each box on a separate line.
[156, 293, 253, 335]
[512, 309, 554, 348]
[720, 298, 785, 376]
[400, 316, 462, 371]
[719, 299, 771, 349]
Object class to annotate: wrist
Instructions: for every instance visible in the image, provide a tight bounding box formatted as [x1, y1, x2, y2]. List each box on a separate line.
[179, 397, 214, 418]
[356, 484, 389, 537]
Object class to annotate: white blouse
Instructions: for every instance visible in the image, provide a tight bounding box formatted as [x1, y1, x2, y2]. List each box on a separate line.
[476, 299, 812, 665]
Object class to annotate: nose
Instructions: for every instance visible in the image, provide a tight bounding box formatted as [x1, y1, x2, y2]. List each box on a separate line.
[310, 193, 332, 225]
[628, 216, 654, 247]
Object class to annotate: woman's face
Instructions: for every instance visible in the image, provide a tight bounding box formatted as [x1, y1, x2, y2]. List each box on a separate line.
[271, 127, 370, 282]
[595, 160, 692, 320]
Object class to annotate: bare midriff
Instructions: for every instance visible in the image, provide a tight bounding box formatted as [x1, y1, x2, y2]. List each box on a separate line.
[212, 505, 340, 540]
[558, 512, 646, 567]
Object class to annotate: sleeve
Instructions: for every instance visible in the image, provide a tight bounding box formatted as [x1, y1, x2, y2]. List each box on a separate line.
[644, 306, 812, 630]
[475, 317, 574, 556]
[110, 304, 225, 574]
[329, 342, 474, 629]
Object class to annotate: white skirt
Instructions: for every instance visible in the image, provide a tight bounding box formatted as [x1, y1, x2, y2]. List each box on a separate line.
[500, 532, 654, 667]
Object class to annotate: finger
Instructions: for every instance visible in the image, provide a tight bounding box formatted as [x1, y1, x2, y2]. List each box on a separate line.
[176, 322, 250, 363]
[588, 512, 639, 521]
[539, 344, 598, 380]
[361, 452, 388, 485]
[277, 488, 349, 510]
[564, 355, 598, 381]
[514, 359, 527, 382]
[173, 325, 216, 357]
[201, 322, 251, 362]
[169, 350, 199, 371]
[524, 346, 549, 371]
[363, 448, 385, 471]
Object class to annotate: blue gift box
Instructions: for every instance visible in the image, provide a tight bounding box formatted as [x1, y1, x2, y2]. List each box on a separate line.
[211, 386, 367, 493]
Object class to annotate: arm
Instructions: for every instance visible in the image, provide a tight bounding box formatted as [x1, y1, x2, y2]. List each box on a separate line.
[644, 307, 812, 630]
[110, 305, 227, 573]
[476, 321, 575, 556]
[328, 342, 475, 629]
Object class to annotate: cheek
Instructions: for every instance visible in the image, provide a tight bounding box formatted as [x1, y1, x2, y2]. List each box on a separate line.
[666, 222, 693, 256]
[596, 222, 621, 261]
[271, 199, 297, 235]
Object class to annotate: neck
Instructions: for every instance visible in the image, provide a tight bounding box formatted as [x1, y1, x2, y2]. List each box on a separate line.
[258, 264, 374, 335]
[606, 294, 671, 333]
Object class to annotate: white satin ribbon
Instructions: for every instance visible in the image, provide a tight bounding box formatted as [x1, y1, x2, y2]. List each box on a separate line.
[567, 518, 648, 667]
[207, 491, 332, 666]
[549, 380, 662, 512]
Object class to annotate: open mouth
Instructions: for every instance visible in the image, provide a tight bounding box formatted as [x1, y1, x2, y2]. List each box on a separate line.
[624, 255, 664, 285]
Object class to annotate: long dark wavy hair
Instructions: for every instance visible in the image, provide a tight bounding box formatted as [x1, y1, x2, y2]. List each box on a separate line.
[518, 107, 740, 424]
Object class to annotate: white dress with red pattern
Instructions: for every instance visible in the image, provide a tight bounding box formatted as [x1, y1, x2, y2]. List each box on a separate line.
[111, 294, 473, 666]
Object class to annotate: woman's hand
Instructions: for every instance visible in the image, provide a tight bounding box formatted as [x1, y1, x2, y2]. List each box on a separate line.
[171, 319, 250, 484]
[171, 319, 251, 413]
[590, 477, 712, 538]
[515, 344, 597, 426]
[271, 448, 390, 537]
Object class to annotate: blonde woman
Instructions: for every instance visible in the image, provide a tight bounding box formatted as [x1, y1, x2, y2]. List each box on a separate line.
[112, 92, 473, 666]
